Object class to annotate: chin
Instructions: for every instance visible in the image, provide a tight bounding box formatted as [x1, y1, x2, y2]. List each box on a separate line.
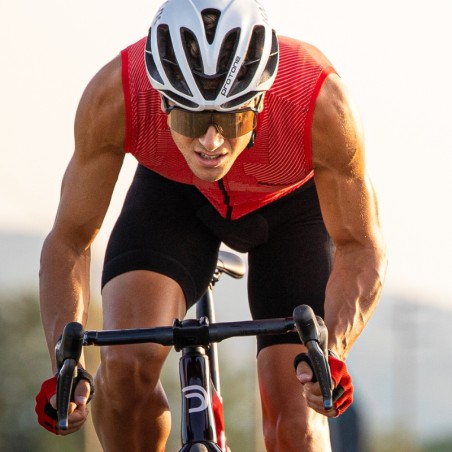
[196, 172, 224, 183]
[192, 167, 227, 182]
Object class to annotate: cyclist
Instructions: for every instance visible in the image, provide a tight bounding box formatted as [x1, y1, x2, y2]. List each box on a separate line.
[35, 0, 387, 450]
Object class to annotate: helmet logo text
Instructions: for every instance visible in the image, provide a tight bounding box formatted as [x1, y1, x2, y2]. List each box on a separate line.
[221, 56, 241, 97]
[152, 1, 167, 27]
[253, 0, 269, 25]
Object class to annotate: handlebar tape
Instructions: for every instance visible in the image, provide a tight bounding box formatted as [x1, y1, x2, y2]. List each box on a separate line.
[55, 322, 85, 430]
[293, 305, 333, 410]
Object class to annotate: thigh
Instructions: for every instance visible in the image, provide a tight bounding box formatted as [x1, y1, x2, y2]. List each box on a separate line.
[248, 182, 335, 352]
[102, 165, 221, 309]
[102, 270, 186, 330]
[101, 271, 186, 367]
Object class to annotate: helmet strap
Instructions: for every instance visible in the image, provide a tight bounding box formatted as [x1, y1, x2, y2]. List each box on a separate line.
[247, 94, 264, 149]
[247, 130, 256, 149]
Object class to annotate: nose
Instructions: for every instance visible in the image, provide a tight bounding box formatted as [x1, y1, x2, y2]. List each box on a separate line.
[199, 125, 224, 152]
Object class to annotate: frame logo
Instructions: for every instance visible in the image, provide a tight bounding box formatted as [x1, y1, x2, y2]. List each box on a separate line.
[182, 385, 210, 413]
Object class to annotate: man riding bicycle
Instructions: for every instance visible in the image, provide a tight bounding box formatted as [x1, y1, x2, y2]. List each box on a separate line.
[36, 0, 387, 450]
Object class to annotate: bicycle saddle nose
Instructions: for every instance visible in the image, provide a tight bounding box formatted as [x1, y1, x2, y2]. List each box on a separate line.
[216, 250, 246, 279]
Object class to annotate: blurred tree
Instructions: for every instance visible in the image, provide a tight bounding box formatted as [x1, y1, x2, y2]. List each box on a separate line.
[424, 437, 452, 452]
[0, 292, 83, 451]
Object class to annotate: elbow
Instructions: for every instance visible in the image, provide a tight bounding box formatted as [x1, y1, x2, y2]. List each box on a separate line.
[40, 229, 92, 276]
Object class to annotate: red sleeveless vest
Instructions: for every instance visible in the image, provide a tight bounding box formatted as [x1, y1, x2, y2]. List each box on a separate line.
[121, 36, 335, 219]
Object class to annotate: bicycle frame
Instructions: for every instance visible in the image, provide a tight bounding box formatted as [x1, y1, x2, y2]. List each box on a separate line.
[55, 251, 334, 451]
[179, 345, 223, 451]
[178, 287, 225, 449]
[177, 251, 246, 451]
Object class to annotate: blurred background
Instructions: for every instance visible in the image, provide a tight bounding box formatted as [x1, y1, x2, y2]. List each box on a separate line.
[1, 0, 451, 450]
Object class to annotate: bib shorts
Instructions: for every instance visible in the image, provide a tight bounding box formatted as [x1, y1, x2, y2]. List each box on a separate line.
[102, 165, 334, 352]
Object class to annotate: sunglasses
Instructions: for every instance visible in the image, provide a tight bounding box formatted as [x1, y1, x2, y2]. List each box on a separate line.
[163, 98, 260, 139]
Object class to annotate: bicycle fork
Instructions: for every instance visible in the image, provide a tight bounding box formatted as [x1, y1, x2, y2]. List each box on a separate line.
[179, 346, 224, 452]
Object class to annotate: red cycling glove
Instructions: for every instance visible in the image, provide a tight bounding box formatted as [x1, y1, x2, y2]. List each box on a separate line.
[294, 352, 354, 416]
[35, 368, 95, 434]
[35, 376, 59, 434]
[328, 355, 353, 416]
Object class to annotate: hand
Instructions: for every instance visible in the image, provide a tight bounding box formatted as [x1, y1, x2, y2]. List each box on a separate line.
[35, 374, 92, 435]
[295, 354, 353, 417]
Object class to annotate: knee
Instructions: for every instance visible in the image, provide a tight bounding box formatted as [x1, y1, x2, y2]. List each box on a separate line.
[97, 344, 168, 404]
[263, 411, 330, 452]
[263, 414, 304, 451]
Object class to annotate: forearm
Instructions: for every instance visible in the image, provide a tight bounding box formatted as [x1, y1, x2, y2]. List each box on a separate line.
[39, 232, 91, 372]
[324, 244, 387, 360]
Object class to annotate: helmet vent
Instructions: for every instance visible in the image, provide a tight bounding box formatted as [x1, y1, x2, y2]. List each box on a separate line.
[218, 29, 240, 75]
[161, 91, 199, 110]
[221, 91, 259, 110]
[259, 30, 279, 85]
[181, 27, 240, 101]
[157, 24, 192, 96]
[228, 25, 265, 98]
[201, 9, 221, 44]
[145, 28, 164, 85]
[181, 28, 203, 72]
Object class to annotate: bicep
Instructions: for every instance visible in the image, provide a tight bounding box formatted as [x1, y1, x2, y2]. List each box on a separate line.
[54, 149, 124, 249]
[52, 55, 125, 249]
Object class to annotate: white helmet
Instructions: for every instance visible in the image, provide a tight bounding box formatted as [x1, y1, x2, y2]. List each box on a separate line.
[145, 0, 279, 111]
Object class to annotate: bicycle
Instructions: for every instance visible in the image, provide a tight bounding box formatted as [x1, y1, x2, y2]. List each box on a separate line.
[55, 250, 335, 451]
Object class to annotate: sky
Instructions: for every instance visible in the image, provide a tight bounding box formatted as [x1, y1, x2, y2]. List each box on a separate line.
[1, 0, 451, 309]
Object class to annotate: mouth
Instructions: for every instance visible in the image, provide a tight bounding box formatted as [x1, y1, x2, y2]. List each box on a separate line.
[199, 152, 221, 160]
[194, 151, 227, 167]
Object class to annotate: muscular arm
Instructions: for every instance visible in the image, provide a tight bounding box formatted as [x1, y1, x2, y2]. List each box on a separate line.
[312, 74, 387, 360]
[39, 55, 125, 371]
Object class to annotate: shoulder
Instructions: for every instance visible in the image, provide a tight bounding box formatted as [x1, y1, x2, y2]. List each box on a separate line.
[75, 54, 125, 152]
[269, 36, 336, 101]
[277, 35, 335, 71]
[312, 74, 365, 173]
[121, 36, 147, 60]
[277, 35, 318, 53]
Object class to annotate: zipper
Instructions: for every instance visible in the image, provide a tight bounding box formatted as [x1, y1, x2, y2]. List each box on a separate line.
[217, 179, 232, 220]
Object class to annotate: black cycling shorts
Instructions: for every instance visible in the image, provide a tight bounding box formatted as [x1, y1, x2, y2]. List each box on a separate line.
[102, 165, 334, 353]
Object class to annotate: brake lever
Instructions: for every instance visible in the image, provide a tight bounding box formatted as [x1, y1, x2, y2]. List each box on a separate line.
[55, 322, 84, 430]
[293, 305, 333, 410]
